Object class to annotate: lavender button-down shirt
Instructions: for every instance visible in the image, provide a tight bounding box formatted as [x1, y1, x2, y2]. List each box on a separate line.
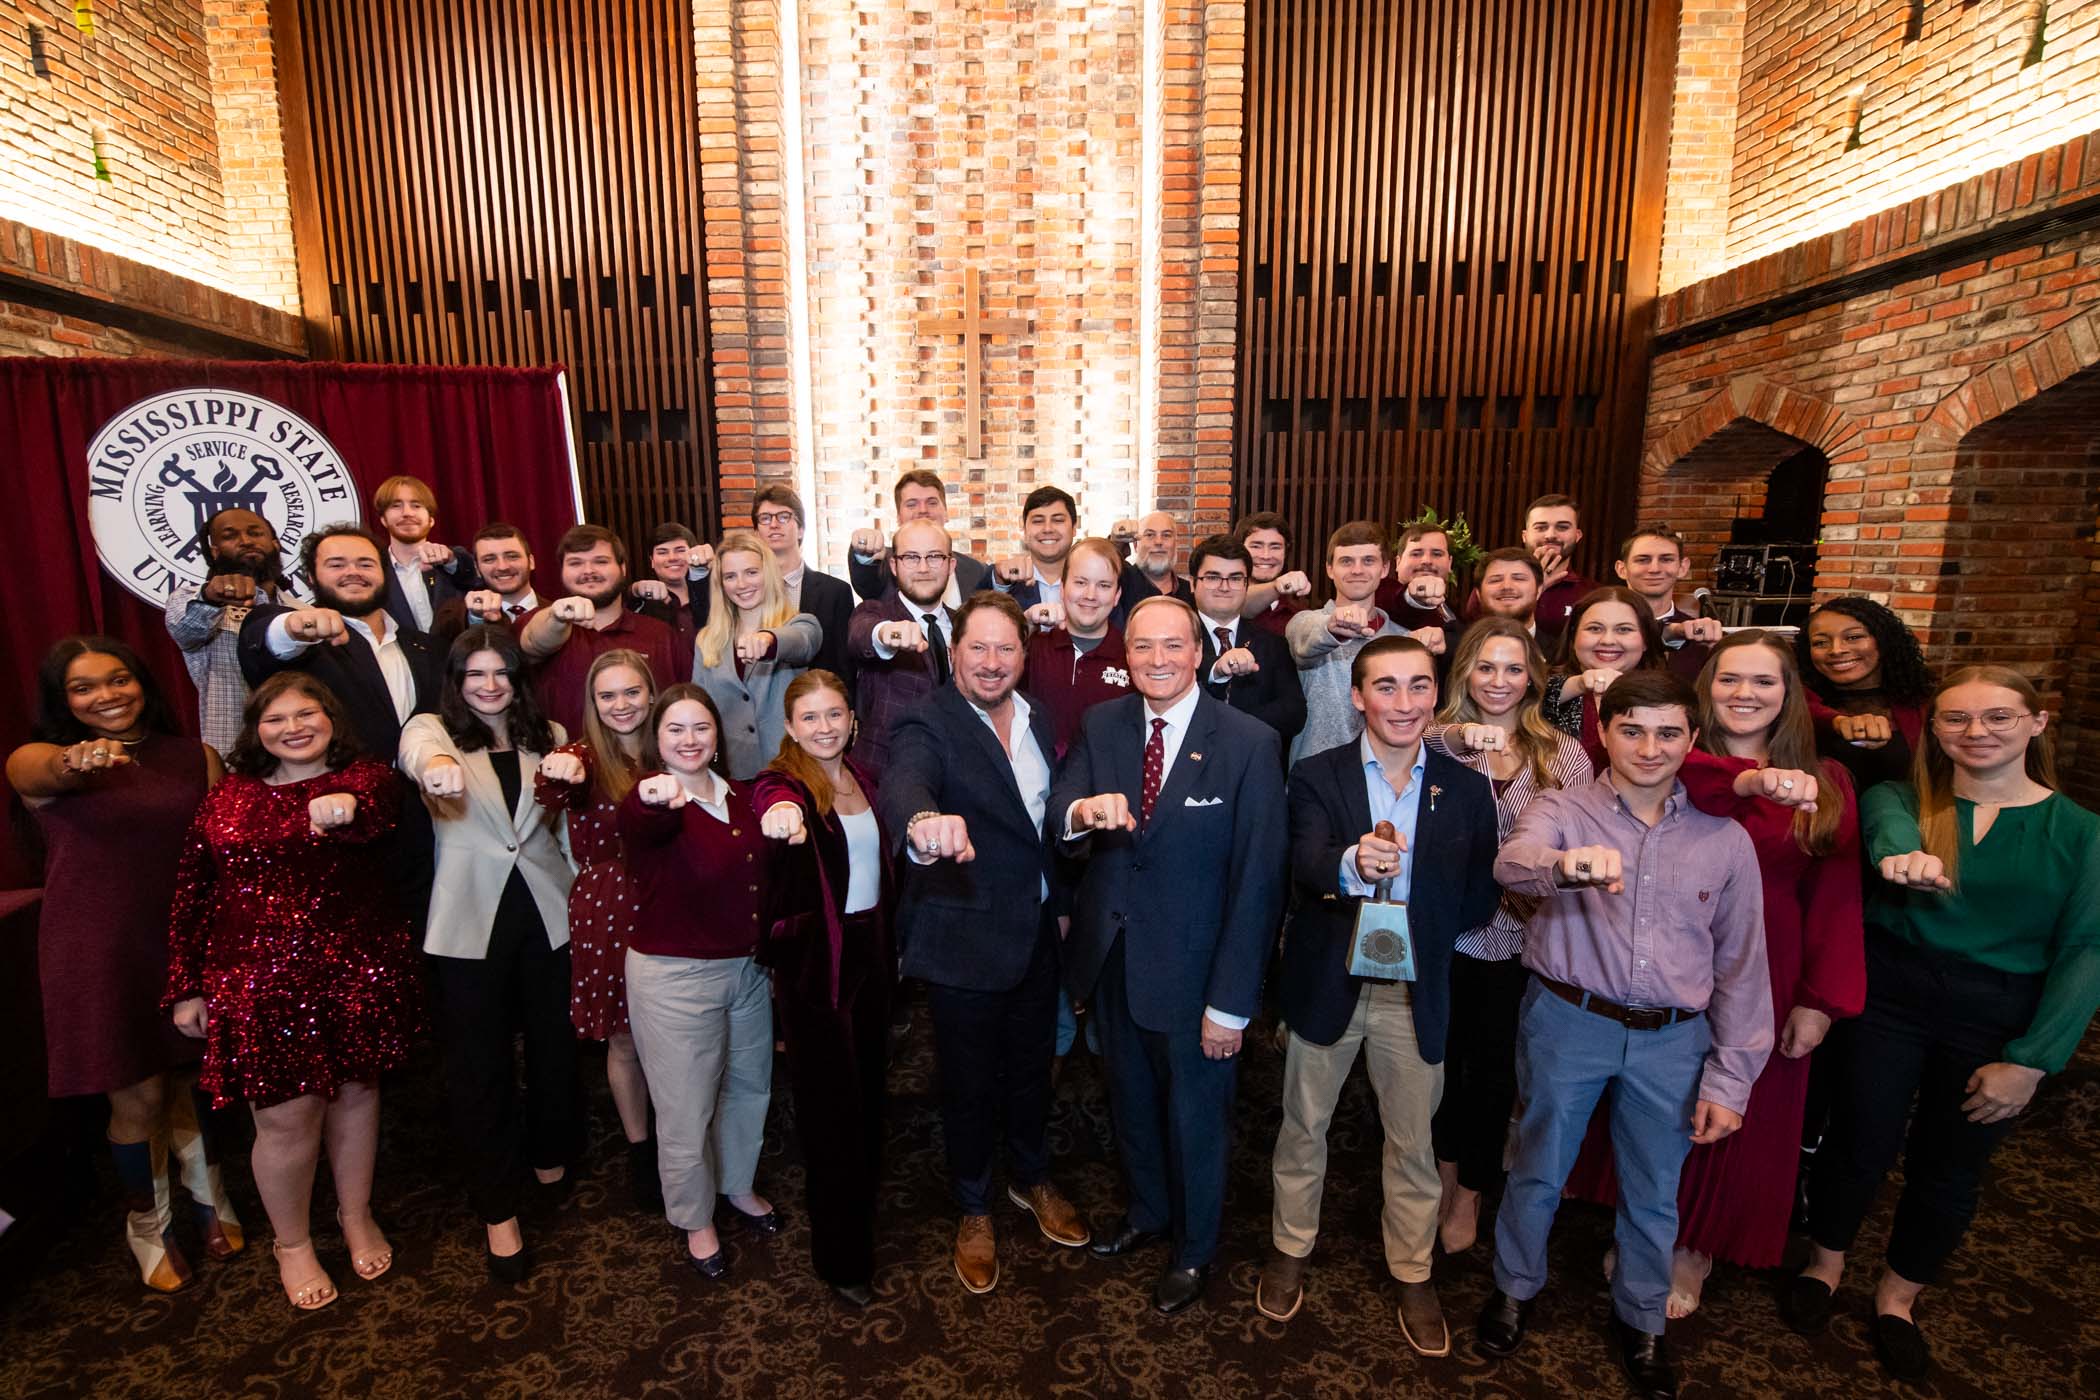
[1494, 772, 1772, 1114]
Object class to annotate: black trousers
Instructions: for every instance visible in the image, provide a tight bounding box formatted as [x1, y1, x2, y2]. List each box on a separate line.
[924, 911, 1059, 1216]
[1430, 951, 1529, 1192]
[778, 911, 894, 1287]
[430, 874, 584, 1225]
[1809, 932, 2044, 1284]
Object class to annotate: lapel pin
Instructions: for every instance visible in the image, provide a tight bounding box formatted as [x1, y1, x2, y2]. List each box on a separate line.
[1429, 783, 1443, 812]
[1188, 751, 1202, 761]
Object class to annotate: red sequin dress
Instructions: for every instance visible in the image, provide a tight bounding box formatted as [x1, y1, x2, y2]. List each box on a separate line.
[164, 760, 423, 1109]
[533, 741, 640, 1039]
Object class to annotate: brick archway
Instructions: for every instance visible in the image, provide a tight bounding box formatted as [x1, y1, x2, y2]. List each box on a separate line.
[1640, 374, 1868, 480]
[1913, 305, 2100, 449]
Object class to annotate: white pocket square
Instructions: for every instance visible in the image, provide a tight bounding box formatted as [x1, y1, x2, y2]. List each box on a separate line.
[1183, 796, 1224, 808]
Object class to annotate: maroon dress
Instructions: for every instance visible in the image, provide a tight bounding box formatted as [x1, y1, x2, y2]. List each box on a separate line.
[163, 760, 422, 1109]
[1562, 751, 1866, 1267]
[33, 731, 207, 1096]
[533, 741, 640, 1039]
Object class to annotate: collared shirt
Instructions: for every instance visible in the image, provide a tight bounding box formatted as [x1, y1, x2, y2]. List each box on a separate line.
[783, 562, 805, 611]
[266, 610, 416, 722]
[1284, 599, 1410, 765]
[1494, 772, 1772, 1113]
[525, 604, 683, 743]
[1033, 568, 1063, 607]
[1200, 612, 1240, 684]
[869, 602, 954, 660]
[390, 552, 435, 631]
[165, 580, 272, 752]
[912, 691, 1051, 899]
[1338, 737, 1425, 899]
[502, 589, 541, 621]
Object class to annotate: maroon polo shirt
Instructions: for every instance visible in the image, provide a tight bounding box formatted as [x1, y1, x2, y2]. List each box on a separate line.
[525, 604, 684, 742]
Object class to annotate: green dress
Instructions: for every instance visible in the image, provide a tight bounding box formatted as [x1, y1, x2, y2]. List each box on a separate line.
[1860, 782, 2100, 1072]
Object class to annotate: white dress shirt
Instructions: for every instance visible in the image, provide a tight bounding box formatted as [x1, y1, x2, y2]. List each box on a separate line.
[390, 553, 435, 631]
[266, 610, 417, 722]
[909, 691, 1051, 900]
[1200, 612, 1240, 682]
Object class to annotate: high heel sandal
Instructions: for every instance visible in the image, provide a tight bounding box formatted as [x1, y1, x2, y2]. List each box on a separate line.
[336, 1209, 394, 1282]
[272, 1240, 338, 1310]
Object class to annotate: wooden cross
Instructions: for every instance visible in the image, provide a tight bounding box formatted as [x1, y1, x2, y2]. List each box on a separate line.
[917, 266, 1031, 460]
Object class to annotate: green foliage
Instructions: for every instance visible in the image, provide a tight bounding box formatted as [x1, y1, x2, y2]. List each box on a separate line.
[1398, 505, 1484, 572]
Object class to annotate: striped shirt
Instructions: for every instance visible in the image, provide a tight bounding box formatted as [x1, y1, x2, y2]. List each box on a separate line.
[1427, 725, 1592, 960]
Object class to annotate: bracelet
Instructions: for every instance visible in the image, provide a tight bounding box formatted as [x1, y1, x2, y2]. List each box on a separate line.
[905, 810, 940, 837]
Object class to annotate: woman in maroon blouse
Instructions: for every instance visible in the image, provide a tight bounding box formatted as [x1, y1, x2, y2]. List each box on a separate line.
[1023, 537, 1132, 761]
[165, 672, 420, 1310]
[1566, 630, 1865, 1316]
[618, 683, 780, 1281]
[754, 670, 895, 1307]
[535, 647, 660, 1209]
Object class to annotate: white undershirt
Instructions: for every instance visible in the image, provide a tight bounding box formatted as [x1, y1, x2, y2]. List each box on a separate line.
[841, 806, 881, 914]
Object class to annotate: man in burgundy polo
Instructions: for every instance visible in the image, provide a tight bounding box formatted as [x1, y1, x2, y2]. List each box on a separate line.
[519, 524, 683, 739]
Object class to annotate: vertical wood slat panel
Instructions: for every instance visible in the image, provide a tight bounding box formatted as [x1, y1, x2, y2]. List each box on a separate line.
[277, 0, 720, 555]
[1235, 0, 1672, 583]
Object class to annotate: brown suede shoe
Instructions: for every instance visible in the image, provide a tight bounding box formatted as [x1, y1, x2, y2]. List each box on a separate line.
[1007, 1181, 1091, 1248]
[1398, 1279, 1451, 1357]
[954, 1215, 998, 1294]
[1256, 1246, 1306, 1322]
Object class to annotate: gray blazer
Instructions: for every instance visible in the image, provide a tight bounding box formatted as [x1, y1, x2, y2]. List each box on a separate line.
[692, 612, 822, 780]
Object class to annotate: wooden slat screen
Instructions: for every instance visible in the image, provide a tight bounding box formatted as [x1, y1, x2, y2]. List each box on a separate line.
[272, 0, 718, 554]
[1236, 0, 1674, 582]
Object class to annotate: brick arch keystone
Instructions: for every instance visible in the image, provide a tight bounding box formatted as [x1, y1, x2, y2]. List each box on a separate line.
[1641, 375, 1869, 479]
[1916, 304, 2100, 448]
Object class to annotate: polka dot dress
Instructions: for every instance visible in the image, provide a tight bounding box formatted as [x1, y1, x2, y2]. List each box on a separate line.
[534, 742, 639, 1040]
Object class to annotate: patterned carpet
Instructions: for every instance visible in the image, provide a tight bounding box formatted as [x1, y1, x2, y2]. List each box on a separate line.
[0, 993, 2094, 1400]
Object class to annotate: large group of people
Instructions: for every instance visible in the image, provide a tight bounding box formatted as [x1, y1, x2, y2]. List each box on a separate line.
[9, 471, 2096, 1399]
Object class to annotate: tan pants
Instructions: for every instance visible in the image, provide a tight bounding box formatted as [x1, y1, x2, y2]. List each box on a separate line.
[1270, 980, 1443, 1282]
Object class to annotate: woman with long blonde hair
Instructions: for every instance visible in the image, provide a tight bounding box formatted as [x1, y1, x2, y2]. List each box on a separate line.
[1785, 665, 2097, 1383]
[692, 528, 822, 780]
[534, 648, 660, 1210]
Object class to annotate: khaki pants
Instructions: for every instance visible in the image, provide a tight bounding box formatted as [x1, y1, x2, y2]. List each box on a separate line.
[1270, 980, 1443, 1282]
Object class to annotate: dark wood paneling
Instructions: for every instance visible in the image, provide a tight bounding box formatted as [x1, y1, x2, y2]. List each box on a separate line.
[1237, 0, 1675, 581]
[273, 0, 718, 553]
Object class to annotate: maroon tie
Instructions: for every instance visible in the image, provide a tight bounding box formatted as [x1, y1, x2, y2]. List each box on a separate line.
[1214, 625, 1232, 653]
[1140, 717, 1167, 826]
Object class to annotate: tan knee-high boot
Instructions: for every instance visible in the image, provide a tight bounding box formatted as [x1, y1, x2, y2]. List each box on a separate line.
[110, 1133, 193, 1292]
[168, 1087, 245, 1258]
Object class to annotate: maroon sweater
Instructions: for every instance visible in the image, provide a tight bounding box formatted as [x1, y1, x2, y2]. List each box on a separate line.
[616, 778, 767, 959]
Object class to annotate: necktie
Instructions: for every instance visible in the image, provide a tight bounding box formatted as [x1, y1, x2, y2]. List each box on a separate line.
[922, 612, 951, 685]
[1140, 717, 1167, 826]
[1213, 626, 1233, 680]
[507, 603, 527, 621]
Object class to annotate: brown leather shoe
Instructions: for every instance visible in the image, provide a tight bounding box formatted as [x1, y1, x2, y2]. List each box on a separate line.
[1007, 1181, 1091, 1248]
[953, 1215, 998, 1294]
[1256, 1246, 1306, 1322]
[1398, 1279, 1451, 1357]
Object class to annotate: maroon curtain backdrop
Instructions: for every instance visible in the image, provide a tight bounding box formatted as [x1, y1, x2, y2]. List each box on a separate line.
[0, 359, 581, 884]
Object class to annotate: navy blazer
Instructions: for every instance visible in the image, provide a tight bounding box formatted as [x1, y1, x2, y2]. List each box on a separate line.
[1053, 692, 1287, 1033]
[236, 603, 444, 758]
[1197, 620, 1305, 750]
[1277, 740, 1501, 1064]
[879, 684, 1060, 993]
[380, 545, 478, 636]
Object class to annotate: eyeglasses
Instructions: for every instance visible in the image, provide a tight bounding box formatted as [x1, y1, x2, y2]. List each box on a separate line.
[1931, 709, 2032, 735]
[895, 552, 951, 568]
[1194, 571, 1248, 587]
[754, 511, 797, 527]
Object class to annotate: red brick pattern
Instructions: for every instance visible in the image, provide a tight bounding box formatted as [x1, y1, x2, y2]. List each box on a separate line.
[1657, 0, 1744, 293]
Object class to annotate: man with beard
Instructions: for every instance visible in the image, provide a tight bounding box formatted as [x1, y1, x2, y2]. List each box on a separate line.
[371, 474, 477, 634]
[1115, 512, 1195, 619]
[848, 470, 992, 602]
[518, 524, 682, 740]
[1473, 547, 1544, 632]
[237, 522, 444, 756]
[845, 519, 959, 781]
[165, 507, 293, 750]
[434, 522, 543, 643]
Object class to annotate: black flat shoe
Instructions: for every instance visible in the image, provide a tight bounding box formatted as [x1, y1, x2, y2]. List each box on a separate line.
[1871, 1311, 1930, 1382]
[1089, 1217, 1166, 1258]
[485, 1245, 530, 1285]
[1609, 1314, 1678, 1400]
[831, 1282, 874, 1308]
[1152, 1264, 1209, 1315]
[1780, 1274, 1836, 1335]
[1475, 1289, 1533, 1358]
[718, 1196, 786, 1237]
[685, 1246, 730, 1281]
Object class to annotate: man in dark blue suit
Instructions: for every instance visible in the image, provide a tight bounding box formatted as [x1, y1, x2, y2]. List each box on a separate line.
[1051, 595, 1288, 1315]
[1188, 533, 1305, 752]
[880, 591, 1092, 1295]
[1255, 636, 1500, 1355]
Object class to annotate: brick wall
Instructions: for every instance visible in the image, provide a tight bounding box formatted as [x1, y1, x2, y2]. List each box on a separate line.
[1656, 1, 1744, 293]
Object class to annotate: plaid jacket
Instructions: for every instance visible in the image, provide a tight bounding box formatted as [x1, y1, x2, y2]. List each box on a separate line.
[846, 593, 950, 782]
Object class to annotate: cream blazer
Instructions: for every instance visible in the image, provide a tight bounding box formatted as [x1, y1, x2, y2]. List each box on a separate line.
[398, 713, 576, 959]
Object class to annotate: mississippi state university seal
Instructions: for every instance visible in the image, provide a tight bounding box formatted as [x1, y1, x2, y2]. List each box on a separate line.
[85, 388, 360, 604]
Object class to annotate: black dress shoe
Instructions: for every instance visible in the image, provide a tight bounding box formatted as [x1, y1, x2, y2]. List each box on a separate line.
[685, 1246, 730, 1281]
[1779, 1274, 1835, 1335]
[718, 1196, 787, 1237]
[1870, 1311, 1930, 1382]
[1475, 1289, 1532, 1358]
[831, 1282, 874, 1308]
[1609, 1314, 1678, 1400]
[485, 1244, 530, 1285]
[1152, 1264, 1209, 1315]
[1089, 1217, 1166, 1258]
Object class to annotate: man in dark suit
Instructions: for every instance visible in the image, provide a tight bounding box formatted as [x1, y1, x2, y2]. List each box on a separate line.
[752, 484, 856, 689]
[1188, 533, 1305, 752]
[880, 591, 1092, 1295]
[238, 522, 444, 756]
[1113, 511, 1195, 622]
[846, 520, 957, 781]
[847, 469, 992, 601]
[1052, 596, 1288, 1315]
[371, 474, 477, 635]
[1255, 635, 1500, 1354]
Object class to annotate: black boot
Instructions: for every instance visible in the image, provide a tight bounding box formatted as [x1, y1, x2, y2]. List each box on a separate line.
[628, 1138, 663, 1212]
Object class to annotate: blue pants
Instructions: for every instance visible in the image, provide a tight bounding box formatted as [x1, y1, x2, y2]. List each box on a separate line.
[1492, 979, 1709, 1335]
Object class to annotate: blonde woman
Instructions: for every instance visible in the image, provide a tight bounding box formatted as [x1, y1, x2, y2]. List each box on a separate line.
[693, 528, 822, 780]
[1423, 618, 1590, 1253]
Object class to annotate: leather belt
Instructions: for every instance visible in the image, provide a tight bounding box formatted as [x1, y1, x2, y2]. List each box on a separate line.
[1537, 975, 1701, 1032]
